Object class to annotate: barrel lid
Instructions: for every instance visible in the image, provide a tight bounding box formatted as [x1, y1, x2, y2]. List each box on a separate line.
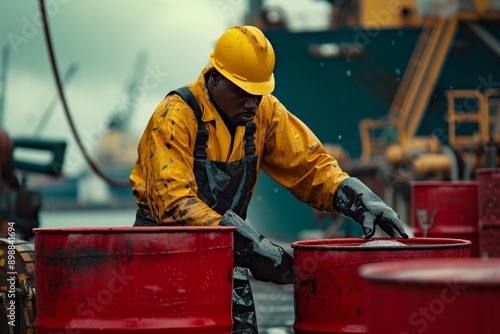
[291, 237, 471, 251]
[33, 226, 237, 234]
[359, 258, 500, 286]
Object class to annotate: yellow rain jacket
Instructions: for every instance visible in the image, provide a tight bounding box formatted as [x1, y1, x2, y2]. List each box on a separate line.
[130, 66, 349, 226]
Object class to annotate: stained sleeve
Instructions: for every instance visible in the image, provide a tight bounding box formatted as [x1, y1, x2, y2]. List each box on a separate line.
[261, 101, 349, 212]
[132, 96, 222, 226]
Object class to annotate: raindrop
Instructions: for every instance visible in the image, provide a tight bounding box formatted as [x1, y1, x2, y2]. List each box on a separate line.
[391, 40, 396, 45]
[321, 62, 324, 67]
[274, 188, 279, 193]
[398, 30, 405, 37]
[338, 135, 342, 140]
[346, 70, 351, 77]
[395, 68, 401, 75]
[449, 85, 454, 89]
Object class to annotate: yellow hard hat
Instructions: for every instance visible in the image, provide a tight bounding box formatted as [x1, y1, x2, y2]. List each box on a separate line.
[210, 26, 275, 95]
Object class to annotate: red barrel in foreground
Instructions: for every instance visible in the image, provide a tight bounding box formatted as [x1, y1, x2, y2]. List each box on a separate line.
[34, 226, 236, 334]
[411, 181, 479, 256]
[360, 258, 500, 334]
[292, 237, 471, 334]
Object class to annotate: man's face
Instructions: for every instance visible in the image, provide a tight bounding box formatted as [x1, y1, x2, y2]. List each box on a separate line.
[211, 72, 263, 126]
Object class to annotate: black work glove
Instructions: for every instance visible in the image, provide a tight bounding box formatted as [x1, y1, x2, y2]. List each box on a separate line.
[333, 177, 409, 239]
[220, 210, 295, 285]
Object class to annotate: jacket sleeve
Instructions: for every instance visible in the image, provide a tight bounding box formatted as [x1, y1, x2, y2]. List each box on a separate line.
[260, 99, 349, 212]
[132, 96, 222, 226]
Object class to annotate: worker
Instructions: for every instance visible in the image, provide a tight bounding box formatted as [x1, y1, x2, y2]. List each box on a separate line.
[130, 25, 408, 333]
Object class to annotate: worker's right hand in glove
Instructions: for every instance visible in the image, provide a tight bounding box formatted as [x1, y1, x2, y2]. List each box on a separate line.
[333, 177, 409, 239]
[220, 210, 295, 285]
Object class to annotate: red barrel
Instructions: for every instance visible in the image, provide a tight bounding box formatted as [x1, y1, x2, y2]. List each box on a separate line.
[360, 258, 500, 334]
[411, 181, 479, 256]
[477, 168, 500, 257]
[292, 237, 471, 334]
[34, 226, 236, 334]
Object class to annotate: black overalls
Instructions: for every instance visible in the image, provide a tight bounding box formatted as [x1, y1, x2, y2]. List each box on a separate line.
[134, 87, 260, 333]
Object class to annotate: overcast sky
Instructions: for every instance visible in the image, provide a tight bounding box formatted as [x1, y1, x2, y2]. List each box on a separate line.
[0, 0, 247, 172]
[0, 0, 331, 176]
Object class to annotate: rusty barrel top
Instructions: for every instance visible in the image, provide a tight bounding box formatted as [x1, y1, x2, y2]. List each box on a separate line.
[34, 226, 237, 254]
[292, 237, 472, 250]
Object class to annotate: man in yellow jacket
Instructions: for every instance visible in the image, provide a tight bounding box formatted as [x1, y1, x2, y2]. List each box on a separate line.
[131, 25, 408, 333]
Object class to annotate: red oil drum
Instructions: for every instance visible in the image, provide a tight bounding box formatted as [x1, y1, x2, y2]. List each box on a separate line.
[360, 258, 500, 334]
[292, 237, 471, 334]
[411, 181, 479, 256]
[34, 226, 236, 334]
[477, 168, 500, 257]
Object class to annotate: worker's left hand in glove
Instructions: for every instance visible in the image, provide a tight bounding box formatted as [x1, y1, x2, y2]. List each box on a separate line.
[333, 177, 409, 239]
[220, 210, 295, 284]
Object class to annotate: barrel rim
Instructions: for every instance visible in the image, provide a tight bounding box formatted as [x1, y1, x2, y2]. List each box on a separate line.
[476, 167, 500, 175]
[410, 180, 478, 187]
[359, 258, 500, 286]
[291, 237, 472, 251]
[33, 226, 237, 234]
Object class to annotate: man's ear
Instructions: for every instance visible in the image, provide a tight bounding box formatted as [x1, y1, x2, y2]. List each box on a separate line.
[210, 69, 222, 85]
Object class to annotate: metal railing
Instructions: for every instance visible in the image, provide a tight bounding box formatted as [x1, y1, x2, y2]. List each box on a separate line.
[446, 89, 500, 146]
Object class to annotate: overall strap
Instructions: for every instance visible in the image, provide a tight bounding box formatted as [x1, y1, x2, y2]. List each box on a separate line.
[168, 87, 258, 159]
[244, 121, 257, 156]
[168, 87, 208, 159]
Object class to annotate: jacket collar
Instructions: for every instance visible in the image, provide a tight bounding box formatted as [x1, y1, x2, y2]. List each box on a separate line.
[189, 66, 218, 123]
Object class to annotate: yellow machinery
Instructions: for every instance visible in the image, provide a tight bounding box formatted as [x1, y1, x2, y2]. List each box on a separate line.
[357, 0, 500, 180]
[345, 0, 500, 224]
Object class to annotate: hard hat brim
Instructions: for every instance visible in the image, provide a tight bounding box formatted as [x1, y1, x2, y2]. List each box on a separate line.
[210, 55, 275, 96]
[229, 73, 275, 96]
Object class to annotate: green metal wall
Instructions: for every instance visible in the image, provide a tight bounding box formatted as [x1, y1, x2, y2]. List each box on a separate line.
[248, 23, 500, 242]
